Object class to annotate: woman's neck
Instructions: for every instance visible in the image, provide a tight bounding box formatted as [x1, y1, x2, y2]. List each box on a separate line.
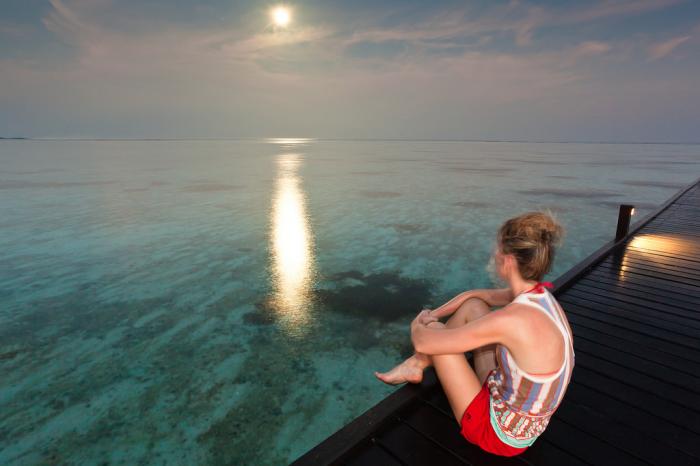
[509, 276, 538, 297]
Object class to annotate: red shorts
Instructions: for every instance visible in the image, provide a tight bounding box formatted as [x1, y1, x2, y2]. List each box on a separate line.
[460, 380, 528, 457]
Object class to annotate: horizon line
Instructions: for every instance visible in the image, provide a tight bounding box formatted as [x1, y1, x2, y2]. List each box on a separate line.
[1, 136, 700, 145]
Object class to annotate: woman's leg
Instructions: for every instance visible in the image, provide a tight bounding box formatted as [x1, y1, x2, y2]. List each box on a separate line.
[426, 321, 484, 422]
[446, 297, 497, 384]
[374, 297, 496, 385]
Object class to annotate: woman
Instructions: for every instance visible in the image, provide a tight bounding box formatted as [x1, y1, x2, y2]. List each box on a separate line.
[375, 211, 574, 457]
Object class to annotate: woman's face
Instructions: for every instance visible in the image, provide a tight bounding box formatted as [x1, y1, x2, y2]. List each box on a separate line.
[494, 247, 507, 279]
[487, 243, 509, 286]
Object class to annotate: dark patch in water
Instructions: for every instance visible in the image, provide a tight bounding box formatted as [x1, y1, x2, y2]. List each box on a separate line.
[242, 311, 275, 326]
[358, 190, 402, 198]
[316, 270, 433, 322]
[453, 201, 490, 208]
[0, 349, 21, 360]
[546, 175, 577, 180]
[331, 270, 365, 280]
[124, 187, 150, 192]
[181, 184, 242, 193]
[516, 188, 622, 199]
[0, 180, 116, 190]
[383, 223, 427, 233]
[620, 180, 684, 189]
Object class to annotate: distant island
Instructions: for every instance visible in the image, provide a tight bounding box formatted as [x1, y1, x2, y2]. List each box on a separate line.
[0, 137, 27, 139]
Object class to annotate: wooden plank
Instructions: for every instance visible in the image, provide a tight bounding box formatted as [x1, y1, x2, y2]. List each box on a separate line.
[645, 226, 700, 237]
[538, 417, 648, 466]
[570, 330, 700, 381]
[377, 421, 470, 466]
[562, 288, 700, 331]
[645, 219, 700, 230]
[647, 216, 700, 226]
[603, 255, 700, 281]
[559, 299, 700, 351]
[620, 249, 700, 272]
[554, 397, 696, 465]
[622, 245, 700, 266]
[607, 251, 700, 275]
[573, 275, 700, 311]
[600, 255, 700, 283]
[521, 439, 590, 466]
[564, 383, 700, 459]
[585, 269, 700, 306]
[570, 366, 700, 434]
[593, 262, 700, 292]
[564, 285, 700, 329]
[571, 346, 700, 407]
[623, 243, 700, 263]
[571, 337, 700, 399]
[344, 441, 405, 466]
[565, 312, 700, 363]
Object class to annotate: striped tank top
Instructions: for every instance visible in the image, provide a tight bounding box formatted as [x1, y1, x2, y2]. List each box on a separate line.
[486, 283, 575, 448]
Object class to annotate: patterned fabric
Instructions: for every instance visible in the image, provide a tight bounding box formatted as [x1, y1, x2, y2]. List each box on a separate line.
[486, 285, 575, 448]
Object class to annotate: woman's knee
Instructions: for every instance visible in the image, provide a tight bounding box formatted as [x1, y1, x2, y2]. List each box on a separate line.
[450, 297, 490, 325]
[427, 321, 446, 329]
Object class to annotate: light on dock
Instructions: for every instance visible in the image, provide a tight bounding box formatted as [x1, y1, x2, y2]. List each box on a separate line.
[615, 204, 635, 242]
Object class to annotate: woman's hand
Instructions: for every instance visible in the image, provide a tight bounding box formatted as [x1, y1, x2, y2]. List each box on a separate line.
[419, 309, 438, 325]
[411, 309, 438, 336]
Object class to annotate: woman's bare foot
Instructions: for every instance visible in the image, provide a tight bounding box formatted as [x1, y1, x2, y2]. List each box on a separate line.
[374, 354, 430, 385]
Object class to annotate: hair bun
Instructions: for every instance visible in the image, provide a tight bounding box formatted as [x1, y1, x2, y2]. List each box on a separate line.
[538, 211, 564, 246]
[497, 210, 565, 281]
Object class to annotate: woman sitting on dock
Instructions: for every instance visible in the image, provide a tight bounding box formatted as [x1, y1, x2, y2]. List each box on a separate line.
[375, 211, 575, 457]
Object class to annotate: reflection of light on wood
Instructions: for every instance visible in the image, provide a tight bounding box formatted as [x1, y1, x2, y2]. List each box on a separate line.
[629, 233, 696, 256]
[269, 153, 315, 336]
[619, 233, 697, 282]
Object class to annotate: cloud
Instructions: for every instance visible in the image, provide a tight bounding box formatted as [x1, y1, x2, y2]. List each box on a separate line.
[562, 0, 684, 23]
[344, 0, 682, 49]
[2, 0, 698, 140]
[648, 35, 691, 60]
[573, 41, 612, 57]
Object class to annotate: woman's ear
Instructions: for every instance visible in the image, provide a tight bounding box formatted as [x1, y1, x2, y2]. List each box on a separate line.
[504, 254, 516, 275]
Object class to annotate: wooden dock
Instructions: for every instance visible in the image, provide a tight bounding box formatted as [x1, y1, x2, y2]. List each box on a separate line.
[293, 177, 700, 466]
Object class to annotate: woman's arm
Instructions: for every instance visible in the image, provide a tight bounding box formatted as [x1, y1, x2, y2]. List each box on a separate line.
[412, 306, 518, 355]
[477, 288, 515, 307]
[429, 288, 514, 319]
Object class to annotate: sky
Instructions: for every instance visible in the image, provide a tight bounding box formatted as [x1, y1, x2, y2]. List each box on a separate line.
[1, 0, 699, 142]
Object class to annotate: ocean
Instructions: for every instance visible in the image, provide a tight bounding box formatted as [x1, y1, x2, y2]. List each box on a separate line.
[1, 139, 698, 465]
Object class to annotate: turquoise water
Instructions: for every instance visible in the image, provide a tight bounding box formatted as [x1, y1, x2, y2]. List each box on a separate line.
[1, 139, 699, 465]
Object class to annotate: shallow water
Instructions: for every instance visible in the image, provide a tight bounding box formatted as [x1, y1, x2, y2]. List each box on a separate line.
[1, 139, 698, 465]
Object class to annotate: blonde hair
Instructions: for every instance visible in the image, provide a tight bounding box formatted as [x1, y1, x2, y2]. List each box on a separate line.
[497, 210, 564, 281]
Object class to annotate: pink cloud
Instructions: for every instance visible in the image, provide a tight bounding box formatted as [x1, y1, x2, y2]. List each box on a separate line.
[574, 41, 612, 57]
[648, 35, 691, 60]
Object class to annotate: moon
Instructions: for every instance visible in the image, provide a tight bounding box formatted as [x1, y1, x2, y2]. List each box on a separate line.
[271, 6, 291, 27]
